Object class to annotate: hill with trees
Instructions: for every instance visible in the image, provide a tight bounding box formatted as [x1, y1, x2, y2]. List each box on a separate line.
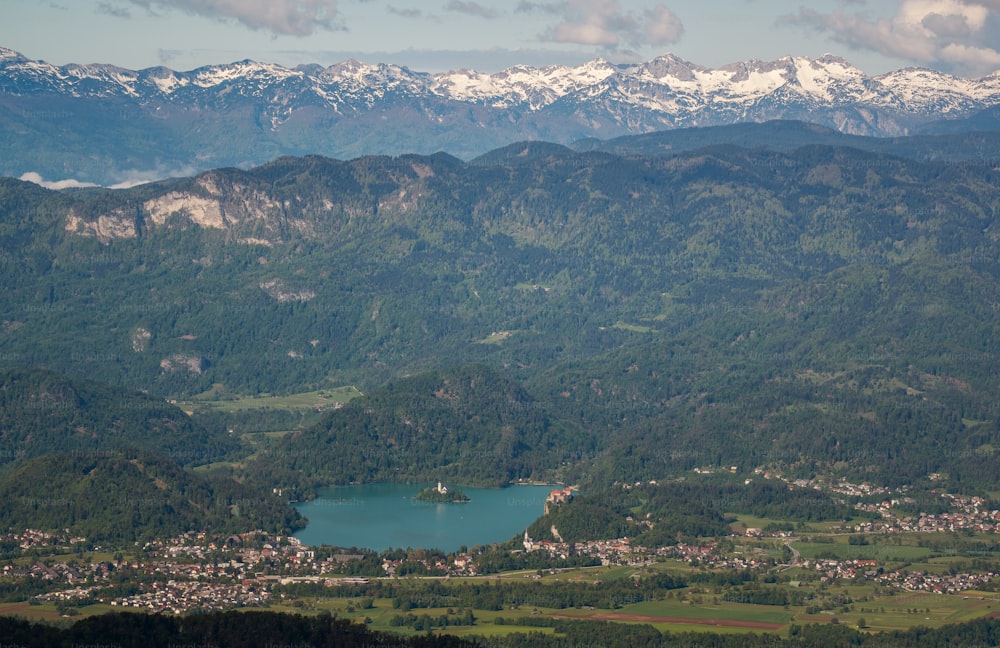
[0, 367, 241, 470]
[0, 131, 997, 495]
[251, 364, 591, 495]
[0, 450, 303, 542]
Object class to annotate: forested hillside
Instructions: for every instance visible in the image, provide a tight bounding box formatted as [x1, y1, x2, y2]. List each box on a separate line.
[250, 364, 591, 495]
[0, 367, 240, 469]
[0, 134, 997, 492]
[525, 476, 866, 545]
[0, 450, 303, 541]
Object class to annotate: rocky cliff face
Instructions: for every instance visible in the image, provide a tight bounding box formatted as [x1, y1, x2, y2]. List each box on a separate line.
[63, 173, 318, 244]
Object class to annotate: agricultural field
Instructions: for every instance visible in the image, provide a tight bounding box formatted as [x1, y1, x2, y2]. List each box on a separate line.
[4, 550, 999, 642]
[179, 385, 366, 463]
[263, 580, 1000, 641]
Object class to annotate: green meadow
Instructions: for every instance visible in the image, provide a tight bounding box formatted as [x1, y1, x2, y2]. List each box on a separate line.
[181, 386, 363, 414]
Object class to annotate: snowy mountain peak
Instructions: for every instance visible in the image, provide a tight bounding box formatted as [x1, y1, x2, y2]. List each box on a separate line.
[320, 59, 426, 86]
[189, 59, 302, 87]
[0, 47, 27, 62]
[323, 58, 368, 76]
[2, 47, 999, 147]
[639, 53, 704, 81]
[813, 53, 859, 70]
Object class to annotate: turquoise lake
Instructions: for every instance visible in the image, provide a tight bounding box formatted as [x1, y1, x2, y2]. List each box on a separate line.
[292, 483, 554, 552]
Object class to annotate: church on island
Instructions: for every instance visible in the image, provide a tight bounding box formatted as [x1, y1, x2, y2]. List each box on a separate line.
[415, 482, 469, 503]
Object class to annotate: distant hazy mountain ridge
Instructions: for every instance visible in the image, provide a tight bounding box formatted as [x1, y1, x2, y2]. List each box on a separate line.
[2, 47, 999, 185]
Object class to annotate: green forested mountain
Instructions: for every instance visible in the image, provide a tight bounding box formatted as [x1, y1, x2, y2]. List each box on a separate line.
[0, 367, 241, 469]
[0, 450, 303, 541]
[0, 136, 998, 492]
[526, 477, 864, 545]
[2, 145, 997, 397]
[252, 364, 591, 494]
[527, 256, 1000, 489]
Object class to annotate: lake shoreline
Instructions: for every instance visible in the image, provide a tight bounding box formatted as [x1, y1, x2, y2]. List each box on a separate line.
[294, 480, 561, 505]
[292, 482, 556, 552]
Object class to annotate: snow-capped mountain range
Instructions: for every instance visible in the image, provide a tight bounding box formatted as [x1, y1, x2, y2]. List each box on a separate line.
[2, 46, 999, 185]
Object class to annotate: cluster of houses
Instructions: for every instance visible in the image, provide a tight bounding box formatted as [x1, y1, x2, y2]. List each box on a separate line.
[752, 469, 1000, 537]
[658, 543, 773, 571]
[110, 580, 270, 613]
[4, 527, 489, 613]
[520, 534, 777, 571]
[874, 568, 998, 594]
[144, 531, 318, 564]
[809, 558, 880, 582]
[33, 577, 271, 614]
[36, 585, 101, 603]
[1, 528, 87, 551]
[664, 543, 715, 563]
[521, 532, 636, 564]
[380, 553, 477, 577]
[803, 558, 996, 594]
[784, 550, 995, 593]
[851, 495, 1000, 535]
[2, 531, 327, 612]
[2, 560, 91, 583]
[826, 479, 900, 498]
[754, 468, 902, 499]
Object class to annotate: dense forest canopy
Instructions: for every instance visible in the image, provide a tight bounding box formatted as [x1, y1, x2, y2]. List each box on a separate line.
[0, 450, 303, 541]
[0, 131, 998, 507]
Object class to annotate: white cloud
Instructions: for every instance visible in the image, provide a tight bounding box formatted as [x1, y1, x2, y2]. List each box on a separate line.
[19, 166, 199, 190]
[785, 0, 1000, 76]
[643, 5, 684, 46]
[19, 172, 98, 190]
[129, 0, 340, 36]
[529, 0, 684, 50]
[108, 178, 157, 190]
[940, 41, 1000, 68]
[106, 164, 203, 188]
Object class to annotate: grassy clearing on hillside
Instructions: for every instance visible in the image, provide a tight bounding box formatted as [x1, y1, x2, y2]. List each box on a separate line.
[180, 386, 363, 414]
[612, 322, 656, 333]
[477, 330, 519, 345]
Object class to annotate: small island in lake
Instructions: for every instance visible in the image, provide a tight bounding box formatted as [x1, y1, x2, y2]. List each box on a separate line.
[415, 482, 470, 503]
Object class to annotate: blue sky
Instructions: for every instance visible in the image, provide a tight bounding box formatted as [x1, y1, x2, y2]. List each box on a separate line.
[3, 1, 1000, 76]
